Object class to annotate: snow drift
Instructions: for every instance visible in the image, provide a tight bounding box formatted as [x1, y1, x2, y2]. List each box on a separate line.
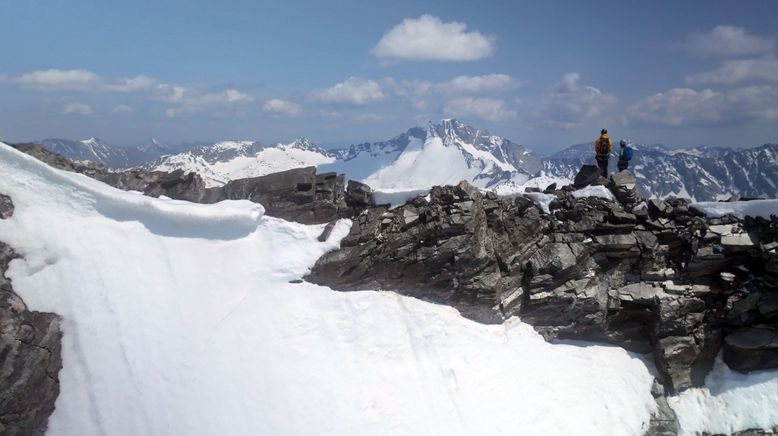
[1, 142, 777, 435]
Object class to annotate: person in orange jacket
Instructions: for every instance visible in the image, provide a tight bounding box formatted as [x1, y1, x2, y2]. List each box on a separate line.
[594, 129, 612, 178]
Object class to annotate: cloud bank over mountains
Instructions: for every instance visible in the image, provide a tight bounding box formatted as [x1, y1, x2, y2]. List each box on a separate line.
[1, 9, 776, 149]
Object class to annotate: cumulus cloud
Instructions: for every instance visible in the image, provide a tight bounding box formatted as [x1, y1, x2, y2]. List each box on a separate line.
[112, 104, 135, 113]
[1, 68, 254, 117]
[537, 73, 617, 128]
[443, 74, 521, 93]
[387, 73, 522, 109]
[686, 57, 778, 85]
[62, 102, 93, 115]
[16, 69, 102, 91]
[372, 15, 495, 61]
[629, 86, 778, 126]
[262, 99, 302, 116]
[155, 84, 253, 117]
[681, 25, 774, 58]
[444, 97, 517, 122]
[163, 88, 253, 117]
[4, 68, 158, 92]
[313, 77, 384, 105]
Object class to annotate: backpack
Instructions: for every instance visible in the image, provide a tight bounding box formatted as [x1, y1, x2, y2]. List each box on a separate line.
[622, 146, 633, 161]
[596, 137, 610, 156]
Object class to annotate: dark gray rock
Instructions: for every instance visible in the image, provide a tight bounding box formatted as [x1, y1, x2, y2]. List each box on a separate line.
[0, 194, 13, 219]
[655, 336, 699, 391]
[202, 167, 366, 225]
[646, 393, 678, 436]
[609, 170, 639, 205]
[346, 180, 374, 208]
[573, 165, 601, 188]
[1, 234, 62, 435]
[723, 327, 778, 372]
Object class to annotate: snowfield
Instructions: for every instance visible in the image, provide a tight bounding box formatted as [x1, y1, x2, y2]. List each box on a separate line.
[1, 142, 777, 435]
[669, 357, 778, 436]
[692, 198, 778, 219]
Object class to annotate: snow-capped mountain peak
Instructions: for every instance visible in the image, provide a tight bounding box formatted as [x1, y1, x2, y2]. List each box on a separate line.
[356, 119, 541, 190]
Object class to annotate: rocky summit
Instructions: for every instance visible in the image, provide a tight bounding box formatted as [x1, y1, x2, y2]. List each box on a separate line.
[307, 166, 778, 397]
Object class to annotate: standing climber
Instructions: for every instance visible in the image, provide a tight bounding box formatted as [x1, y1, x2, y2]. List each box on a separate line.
[617, 139, 634, 171]
[594, 129, 612, 178]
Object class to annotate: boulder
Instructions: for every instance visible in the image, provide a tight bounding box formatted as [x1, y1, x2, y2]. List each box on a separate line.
[609, 170, 639, 205]
[655, 336, 698, 391]
[723, 327, 778, 372]
[648, 199, 671, 219]
[346, 180, 374, 208]
[573, 165, 601, 188]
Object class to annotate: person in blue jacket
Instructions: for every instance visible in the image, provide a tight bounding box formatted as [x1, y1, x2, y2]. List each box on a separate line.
[617, 139, 634, 171]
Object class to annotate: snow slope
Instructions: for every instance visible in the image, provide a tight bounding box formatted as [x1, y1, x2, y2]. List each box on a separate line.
[1, 141, 776, 435]
[691, 198, 778, 219]
[362, 120, 540, 191]
[363, 135, 484, 189]
[669, 356, 778, 436]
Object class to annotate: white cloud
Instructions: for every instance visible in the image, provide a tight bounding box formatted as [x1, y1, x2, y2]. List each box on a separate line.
[313, 77, 384, 106]
[387, 74, 523, 109]
[372, 15, 495, 61]
[62, 102, 93, 115]
[262, 99, 302, 116]
[682, 25, 774, 58]
[159, 86, 254, 117]
[444, 97, 517, 122]
[537, 73, 617, 128]
[15, 69, 102, 91]
[105, 74, 158, 92]
[6, 69, 158, 92]
[1, 68, 254, 117]
[442, 74, 521, 93]
[112, 104, 135, 113]
[686, 57, 778, 85]
[628, 86, 778, 126]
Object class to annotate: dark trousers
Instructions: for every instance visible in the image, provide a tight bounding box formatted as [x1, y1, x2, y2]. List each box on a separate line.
[596, 156, 609, 178]
[617, 158, 629, 171]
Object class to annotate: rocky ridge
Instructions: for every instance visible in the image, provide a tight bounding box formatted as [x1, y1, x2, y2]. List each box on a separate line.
[9, 143, 371, 225]
[307, 165, 778, 434]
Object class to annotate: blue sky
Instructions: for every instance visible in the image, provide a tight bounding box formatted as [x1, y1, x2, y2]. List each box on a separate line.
[1, 0, 777, 152]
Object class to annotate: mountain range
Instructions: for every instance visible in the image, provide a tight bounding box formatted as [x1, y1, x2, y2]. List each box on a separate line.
[39, 137, 204, 169]
[35, 120, 778, 201]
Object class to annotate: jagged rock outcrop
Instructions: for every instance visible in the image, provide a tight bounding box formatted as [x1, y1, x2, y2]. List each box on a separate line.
[202, 168, 372, 224]
[0, 195, 63, 435]
[0, 194, 13, 219]
[308, 175, 778, 397]
[10, 143, 371, 225]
